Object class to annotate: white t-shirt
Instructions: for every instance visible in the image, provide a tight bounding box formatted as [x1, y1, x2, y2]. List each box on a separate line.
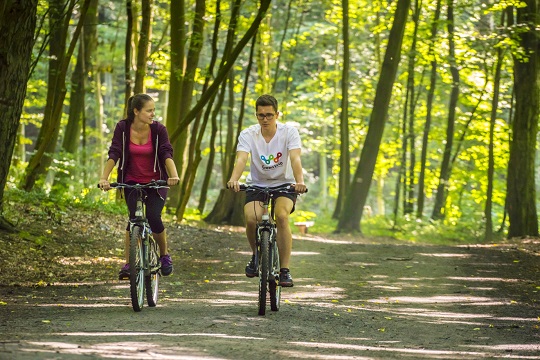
[237, 122, 301, 186]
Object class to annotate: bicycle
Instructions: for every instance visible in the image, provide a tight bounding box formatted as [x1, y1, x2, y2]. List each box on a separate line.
[99, 180, 169, 312]
[236, 184, 306, 316]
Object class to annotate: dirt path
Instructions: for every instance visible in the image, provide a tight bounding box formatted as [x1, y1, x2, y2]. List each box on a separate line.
[0, 223, 539, 359]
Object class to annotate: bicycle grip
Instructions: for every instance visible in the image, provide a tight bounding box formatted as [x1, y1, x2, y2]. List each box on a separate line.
[156, 179, 168, 186]
[97, 182, 119, 188]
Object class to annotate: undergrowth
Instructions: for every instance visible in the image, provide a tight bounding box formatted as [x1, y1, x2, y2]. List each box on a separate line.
[2, 188, 506, 246]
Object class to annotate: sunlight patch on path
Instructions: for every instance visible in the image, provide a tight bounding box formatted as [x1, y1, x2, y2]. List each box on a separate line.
[24, 340, 227, 359]
[446, 276, 521, 283]
[289, 341, 488, 357]
[366, 295, 506, 305]
[52, 332, 264, 340]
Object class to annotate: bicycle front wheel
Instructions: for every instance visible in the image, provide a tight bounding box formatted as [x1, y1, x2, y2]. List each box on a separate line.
[269, 237, 281, 312]
[146, 237, 160, 307]
[258, 230, 270, 316]
[129, 226, 145, 312]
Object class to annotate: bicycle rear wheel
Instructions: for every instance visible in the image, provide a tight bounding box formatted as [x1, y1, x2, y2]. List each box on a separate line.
[146, 236, 160, 307]
[269, 237, 281, 312]
[129, 226, 145, 312]
[258, 230, 270, 316]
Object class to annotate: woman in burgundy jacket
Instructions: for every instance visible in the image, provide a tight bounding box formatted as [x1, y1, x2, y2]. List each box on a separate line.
[98, 94, 179, 279]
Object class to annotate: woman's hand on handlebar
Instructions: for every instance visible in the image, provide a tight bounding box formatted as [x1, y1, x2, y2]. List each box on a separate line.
[227, 180, 241, 192]
[167, 176, 180, 186]
[292, 183, 308, 194]
[98, 179, 111, 191]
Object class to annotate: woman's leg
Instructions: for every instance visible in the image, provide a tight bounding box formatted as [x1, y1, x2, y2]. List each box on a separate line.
[145, 190, 167, 254]
[153, 230, 168, 256]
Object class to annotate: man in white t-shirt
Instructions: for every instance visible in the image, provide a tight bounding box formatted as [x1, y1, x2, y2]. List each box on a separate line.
[227, 94, 307, 287]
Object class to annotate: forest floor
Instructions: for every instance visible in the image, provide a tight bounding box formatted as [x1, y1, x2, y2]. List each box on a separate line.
[0, 201, 539, 359]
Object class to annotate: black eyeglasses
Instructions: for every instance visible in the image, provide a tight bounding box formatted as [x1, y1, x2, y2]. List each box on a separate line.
[256, 113, 276, 120]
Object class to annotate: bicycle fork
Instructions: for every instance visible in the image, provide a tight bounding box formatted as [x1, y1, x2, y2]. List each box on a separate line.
[256, 224, 277, 279]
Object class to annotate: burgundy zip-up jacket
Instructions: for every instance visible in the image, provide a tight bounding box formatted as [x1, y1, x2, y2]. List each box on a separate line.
[107, 119, 174, 198]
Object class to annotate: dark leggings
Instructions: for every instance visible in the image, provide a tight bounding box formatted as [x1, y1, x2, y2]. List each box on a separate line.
[124, 186, 166, 234]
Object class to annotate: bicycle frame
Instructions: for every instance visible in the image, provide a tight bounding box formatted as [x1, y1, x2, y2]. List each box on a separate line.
[103, 180, 168, 311]
[254, 196, 276, 271]
[239, 184, 297, 315]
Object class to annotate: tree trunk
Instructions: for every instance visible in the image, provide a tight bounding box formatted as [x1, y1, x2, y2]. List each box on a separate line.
[431, 0, 459, 220]
[507, 0, 539, 238]
[21, 0, 91, 191]
[0, 0, 38, 231]
[165, 0, 186, 209]
[257, 14, 271, 93]
[124, 0, 133, 114]
[62, 0, 98, 155]
[133, 0, 153, 94]
[404, 0, 421, 215]
[336, 0, 410, 233]
[333, 0, 350, 220]
[281, 6, 305, 113]
[169, 0, 273, 143]
[485, 44, 504, 242]
[203, 36, 256, 224]
[395, 89, 408, 222]
[198, 0, 224, 214]
[417, 0, 442, 218]
[168, 0, 206, 209]
[204, 189, 246, 226]
[271, 0, 295, 93]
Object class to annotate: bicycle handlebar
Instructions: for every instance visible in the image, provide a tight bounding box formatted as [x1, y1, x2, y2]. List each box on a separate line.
[235, 184, 308, 194]
[97, 180, 169, 189]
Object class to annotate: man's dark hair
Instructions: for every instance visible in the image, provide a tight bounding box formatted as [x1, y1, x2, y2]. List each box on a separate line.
[256, 94, 278, 112]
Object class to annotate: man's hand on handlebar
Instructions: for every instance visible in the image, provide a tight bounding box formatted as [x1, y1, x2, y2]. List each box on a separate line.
[227, 180, 241, 192]
[292, 183, 307, 194]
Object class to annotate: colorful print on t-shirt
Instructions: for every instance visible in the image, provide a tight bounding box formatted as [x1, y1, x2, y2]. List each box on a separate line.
[260, 152, 283, 170]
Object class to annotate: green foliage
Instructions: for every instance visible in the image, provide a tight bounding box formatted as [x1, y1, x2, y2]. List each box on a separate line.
[306, 212, 505, 245]
[6, 0, 533, 242]
[3, 187, 126, 218]
[291, 210, 317, 223]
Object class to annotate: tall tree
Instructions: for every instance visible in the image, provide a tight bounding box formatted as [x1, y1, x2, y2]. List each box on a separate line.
[485, 43, 504, 242]
[431, 0, 460, 220]
[0, 0, 38, 231]
[133, 0, 153, 94]
[271, 0, 294, 93]
[506, 0, 539, 238]
[167, 0, 206, 209]
[124, 0, 134, 113]
[336, 0, 411, 232]
[333, 0, 350, 219]
[203, 36, 256, 225]
[20, 0, 91, 191]
[169, 0, 273, 142]
[165, 0, 187, 208]
[417, 0, 442, 217]
[62, 0, 98, 154]
[403, 0, 421, 215]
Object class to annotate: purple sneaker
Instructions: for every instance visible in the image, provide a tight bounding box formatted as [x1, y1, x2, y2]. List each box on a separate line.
[160, 254, 173, 276]
[118, 263, 130, 280]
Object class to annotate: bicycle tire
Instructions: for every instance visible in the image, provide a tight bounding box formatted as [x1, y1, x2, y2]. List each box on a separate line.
[129, 225, 145, 312]
[258, 229, 270, 316]
[269, 235, 281, 312]
[146, 236, 160, 307]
